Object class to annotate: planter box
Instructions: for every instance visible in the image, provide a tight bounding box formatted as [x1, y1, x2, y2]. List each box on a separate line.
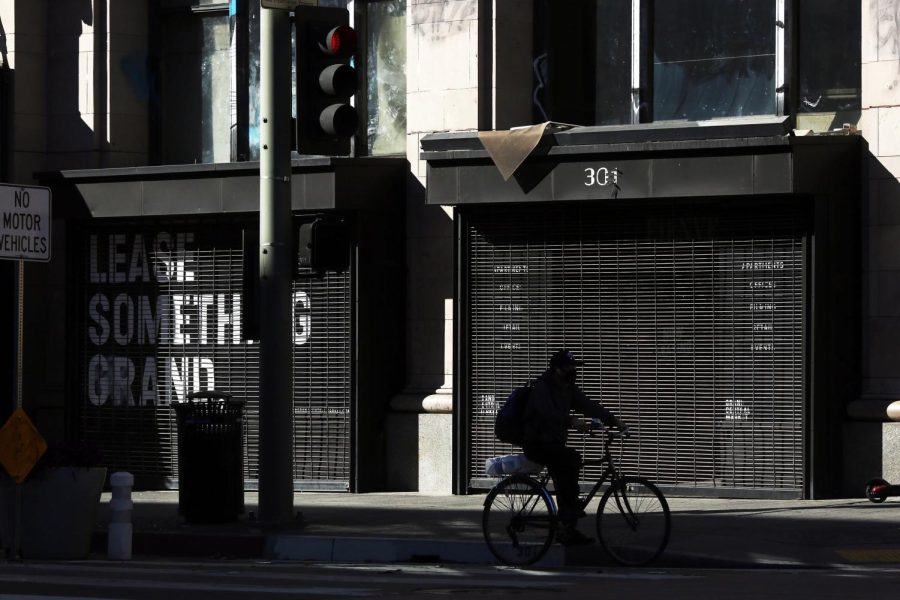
[0, 467, 107, 559]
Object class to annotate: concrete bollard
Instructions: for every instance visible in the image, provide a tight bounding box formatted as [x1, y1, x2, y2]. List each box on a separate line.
[107, 471, 134, 560]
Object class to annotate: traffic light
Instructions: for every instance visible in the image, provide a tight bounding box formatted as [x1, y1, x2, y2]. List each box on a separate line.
[295, 6, 359, 156]
[296, 216, 351, 275]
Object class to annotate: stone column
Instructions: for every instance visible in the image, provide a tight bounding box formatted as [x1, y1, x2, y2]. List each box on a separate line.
[859, 0, 900, 414]
[844, 0, 900, 494]
[387, 0, 481, 493]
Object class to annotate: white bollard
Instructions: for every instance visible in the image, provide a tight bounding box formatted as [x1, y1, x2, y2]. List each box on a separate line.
[107, 471, 134, 561]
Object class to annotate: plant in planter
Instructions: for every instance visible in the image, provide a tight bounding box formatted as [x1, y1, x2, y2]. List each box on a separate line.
[0, 441, 107, 559]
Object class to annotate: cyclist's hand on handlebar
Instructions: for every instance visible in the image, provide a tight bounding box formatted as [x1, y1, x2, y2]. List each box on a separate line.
[614, 418, 631, 438]
[571, 417, 592, 434]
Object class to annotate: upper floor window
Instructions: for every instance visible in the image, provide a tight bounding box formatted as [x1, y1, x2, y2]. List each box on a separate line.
[653, 0, 777, 121]
[319, 0, 406, 155]
[159, 0, 405, 164]
[364, 1, 406, 155]
[533, 0, 860, 127]
[248, 0, 405, 158]
[798, 0, 861, 114]
[200, 10, 231, 163]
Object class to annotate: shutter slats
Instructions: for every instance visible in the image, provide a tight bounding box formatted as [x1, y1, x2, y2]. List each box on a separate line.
[78, 223, 351, 489]
[466, 204, 806, 496]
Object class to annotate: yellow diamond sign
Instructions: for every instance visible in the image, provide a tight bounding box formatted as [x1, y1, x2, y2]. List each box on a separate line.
[0, 408, 47, 484]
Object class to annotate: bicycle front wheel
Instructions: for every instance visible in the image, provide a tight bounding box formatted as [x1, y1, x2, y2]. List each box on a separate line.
[482, 475, 556, 566]
[596, 476, 671, 566]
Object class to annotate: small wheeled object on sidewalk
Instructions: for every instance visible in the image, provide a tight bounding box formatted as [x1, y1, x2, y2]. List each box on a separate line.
[865, 478, 900, 503]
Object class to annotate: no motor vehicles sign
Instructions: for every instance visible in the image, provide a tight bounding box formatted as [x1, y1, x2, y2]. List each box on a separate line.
[0, 184, 51, 262]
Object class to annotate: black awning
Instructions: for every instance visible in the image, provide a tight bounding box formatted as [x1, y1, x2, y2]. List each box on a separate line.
[421, 119, 861, 205]
[39, 157, 407, 218]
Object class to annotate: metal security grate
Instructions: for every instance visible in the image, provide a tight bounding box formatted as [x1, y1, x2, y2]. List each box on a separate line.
[76, 220, 351, 489]
[464, 202, 807, 497]
[289, 268, 352, 488]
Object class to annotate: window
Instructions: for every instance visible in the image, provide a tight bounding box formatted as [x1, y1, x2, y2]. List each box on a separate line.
[365, 1, 406, 155]
[201, 13, 232, 162]
[533, 0, 860, 127]
[239, 0, 406, 157]
[798, 0, 860, 113]
[593, 0, 632, 125]
[159, 2, 233, 165]
[653, 0, 777, 121]
[312, 0, 407, 155]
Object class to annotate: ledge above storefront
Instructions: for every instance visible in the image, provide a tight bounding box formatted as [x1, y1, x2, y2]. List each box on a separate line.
[421, 118, 862, 205]
[41, 157, 408, 219]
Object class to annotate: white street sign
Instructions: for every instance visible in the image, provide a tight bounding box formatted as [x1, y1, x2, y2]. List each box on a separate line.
[0, 184, 51, 262]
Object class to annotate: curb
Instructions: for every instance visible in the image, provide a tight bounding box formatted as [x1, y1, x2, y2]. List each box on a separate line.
[92, 531, 266, 559]
[268, 535, 528, 565]
[93, 530, 817, 569]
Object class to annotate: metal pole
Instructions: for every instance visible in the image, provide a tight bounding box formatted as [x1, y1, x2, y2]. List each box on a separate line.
[15, 259, 22, 411]
[13, 259, 22, 560]
[258, 5, 294, 523]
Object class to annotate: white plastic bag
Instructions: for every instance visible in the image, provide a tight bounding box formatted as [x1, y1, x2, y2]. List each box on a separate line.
[484, 454, 544, 477]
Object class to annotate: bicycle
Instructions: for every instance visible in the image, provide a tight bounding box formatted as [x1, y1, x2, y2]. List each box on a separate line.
[481, 425, 671, 567]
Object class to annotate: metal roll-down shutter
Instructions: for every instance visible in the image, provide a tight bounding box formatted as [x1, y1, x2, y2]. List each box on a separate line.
[76, 220, 351, 490]
[464, 201, 807, 498]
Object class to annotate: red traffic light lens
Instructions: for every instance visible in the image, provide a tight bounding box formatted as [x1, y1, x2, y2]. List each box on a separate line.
[323, 25, 357, 58]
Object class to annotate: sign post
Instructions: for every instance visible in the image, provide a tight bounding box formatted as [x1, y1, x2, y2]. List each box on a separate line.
[0, 183, 51, 559]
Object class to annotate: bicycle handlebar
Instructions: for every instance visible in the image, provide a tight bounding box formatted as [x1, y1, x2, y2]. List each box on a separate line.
[588, 418, 631, 439]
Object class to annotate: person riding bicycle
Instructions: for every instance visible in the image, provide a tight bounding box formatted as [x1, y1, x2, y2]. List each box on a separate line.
[523, 350, 625, 546]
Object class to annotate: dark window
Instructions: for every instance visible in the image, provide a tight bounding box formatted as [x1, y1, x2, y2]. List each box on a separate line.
[533, 0, 599, 125]
[594, 0, 633, 125]
[533, 0, 860, 127]
[653, 0, 777, 121]
[798, 0, 861, 113]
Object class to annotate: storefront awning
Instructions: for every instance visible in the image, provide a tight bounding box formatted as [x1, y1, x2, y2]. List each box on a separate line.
[421, 118, 861, 205]
[40, 157, 407, 218]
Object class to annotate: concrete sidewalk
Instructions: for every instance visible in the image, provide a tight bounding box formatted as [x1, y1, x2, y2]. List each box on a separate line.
[91, 490, 900, 569]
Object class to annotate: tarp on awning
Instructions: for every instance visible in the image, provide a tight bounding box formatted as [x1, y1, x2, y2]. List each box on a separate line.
[477, 122, 573, 181]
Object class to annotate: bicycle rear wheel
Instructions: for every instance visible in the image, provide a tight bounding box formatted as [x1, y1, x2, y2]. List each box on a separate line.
[482, 475, 556, 566]
[596, 476, 671, 566]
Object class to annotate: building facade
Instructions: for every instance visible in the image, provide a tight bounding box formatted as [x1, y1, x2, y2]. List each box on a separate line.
[0, 0, 894, 498]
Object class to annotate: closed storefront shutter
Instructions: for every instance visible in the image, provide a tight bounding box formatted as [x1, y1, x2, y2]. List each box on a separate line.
[76, 219, 351, 489]
[464, 201, 807, 497]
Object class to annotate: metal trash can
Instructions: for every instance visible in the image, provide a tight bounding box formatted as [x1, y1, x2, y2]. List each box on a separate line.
[173, 390, 245, 523]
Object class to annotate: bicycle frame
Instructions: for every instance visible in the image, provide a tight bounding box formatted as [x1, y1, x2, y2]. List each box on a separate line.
[530, 430, 627, 515]
[577, 431, 626, 511]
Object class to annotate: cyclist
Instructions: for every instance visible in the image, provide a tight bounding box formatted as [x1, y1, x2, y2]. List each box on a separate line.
[523, 350, 624, 546]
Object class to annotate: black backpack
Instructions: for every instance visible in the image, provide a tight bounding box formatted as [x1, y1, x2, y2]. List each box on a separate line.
[494, 381, 533, 446]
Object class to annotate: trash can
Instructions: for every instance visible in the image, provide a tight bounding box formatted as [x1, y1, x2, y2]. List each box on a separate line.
[173, 390, 245, 523]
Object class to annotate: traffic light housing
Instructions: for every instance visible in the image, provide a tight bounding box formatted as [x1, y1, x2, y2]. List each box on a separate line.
[295, 6, 359, 156]
[296, 217, 351, 275]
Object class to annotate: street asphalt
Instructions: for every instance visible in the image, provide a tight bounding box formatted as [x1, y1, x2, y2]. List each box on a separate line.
[89, 489, 900, 569]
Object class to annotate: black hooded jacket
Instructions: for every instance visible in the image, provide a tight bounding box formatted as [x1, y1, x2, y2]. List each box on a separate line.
[522, 370, 616, 445]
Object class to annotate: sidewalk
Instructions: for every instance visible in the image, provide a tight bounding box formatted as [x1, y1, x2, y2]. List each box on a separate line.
[92, 491, 900, 569]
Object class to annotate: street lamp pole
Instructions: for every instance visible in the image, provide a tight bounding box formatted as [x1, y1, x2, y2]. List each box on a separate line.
[258, 4, 294, 524]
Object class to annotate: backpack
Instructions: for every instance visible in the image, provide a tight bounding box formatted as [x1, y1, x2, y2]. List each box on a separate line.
[494, 381, 533, 446]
